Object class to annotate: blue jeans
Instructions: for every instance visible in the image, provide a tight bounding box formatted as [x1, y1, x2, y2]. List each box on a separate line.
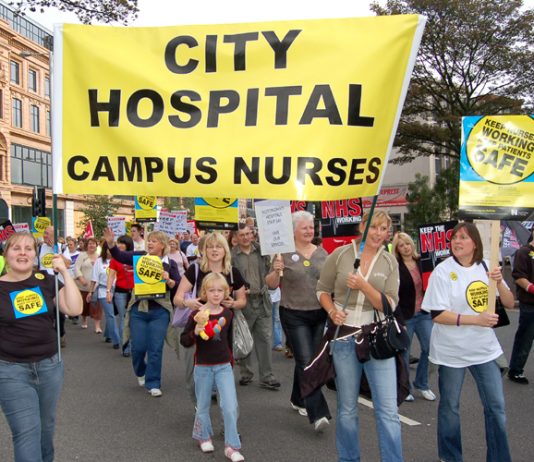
[509, 304, 534, 376]
[280, 307, 330, 423]
[0, 354, 64, 462]
[99, 296, 120, 346]
[193, 363, 240, 449]
[272, 301, 283, 348]
[129, 304, 170, 390]
[437, 360, 511, 462]
[332, 337, 403, 462]
[113, 291, 131, 353]
[403, 311, 432, 390]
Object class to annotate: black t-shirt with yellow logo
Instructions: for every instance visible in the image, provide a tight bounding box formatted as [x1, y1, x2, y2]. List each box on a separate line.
[0, 271, 63, 362]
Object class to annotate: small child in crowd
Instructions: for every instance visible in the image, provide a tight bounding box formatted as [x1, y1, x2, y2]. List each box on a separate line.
[180, 272, 244, 462]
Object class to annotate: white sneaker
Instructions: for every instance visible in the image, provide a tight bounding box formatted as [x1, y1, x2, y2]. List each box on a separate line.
[199, 439, 214, 453]
[405, 393, 415, 402]
[137, 376, 145, 387]
[290, 401, 308, 417]
[224, 446, 245, 462]
[419, 389, 436, 401]
[314, 417, 329, 432]
[148, 388, 162, 397]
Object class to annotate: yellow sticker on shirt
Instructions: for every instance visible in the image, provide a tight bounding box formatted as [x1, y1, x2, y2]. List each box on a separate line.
[10, 287, 48, 319]
[35, 273, 45, 280]
[466, 280, 488, 313]
[450, 272, 458, 281]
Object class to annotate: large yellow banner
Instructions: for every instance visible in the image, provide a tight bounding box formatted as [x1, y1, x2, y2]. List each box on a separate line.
[53, 15, 425, 200]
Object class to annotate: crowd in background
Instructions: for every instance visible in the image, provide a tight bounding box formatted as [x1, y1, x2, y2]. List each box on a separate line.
[1, 214, 533, 462]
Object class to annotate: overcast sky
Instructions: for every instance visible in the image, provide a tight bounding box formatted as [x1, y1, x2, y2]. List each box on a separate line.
[26, 0, 377, 30]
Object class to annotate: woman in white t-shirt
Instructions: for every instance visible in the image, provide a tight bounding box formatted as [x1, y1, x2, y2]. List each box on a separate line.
[421, 222, 514, 462]
[88, 241, 120, 349]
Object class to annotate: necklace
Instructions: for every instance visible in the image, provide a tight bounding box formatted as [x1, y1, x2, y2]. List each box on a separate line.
[296, 244, 315, 260]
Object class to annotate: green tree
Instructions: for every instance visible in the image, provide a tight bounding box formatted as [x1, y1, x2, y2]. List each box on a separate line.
[371, 0, 534, 166]
[12, 0, 138, 24]
[162, 197, 195, 219]
[78, 195, 119, 238]
[404, 162, 459, 234]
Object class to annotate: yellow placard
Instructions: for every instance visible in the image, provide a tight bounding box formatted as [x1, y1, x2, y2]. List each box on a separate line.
[54, 15, 425, 200]
[459, 115, 534, 219]
[133, 255, 166, 297]
[195, 198, 238, 224]
[32, 216, 52, 238]
[135, 196, 158, 221]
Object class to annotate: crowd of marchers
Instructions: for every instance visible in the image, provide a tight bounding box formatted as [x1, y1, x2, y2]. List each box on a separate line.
[0, 213, 533, 462]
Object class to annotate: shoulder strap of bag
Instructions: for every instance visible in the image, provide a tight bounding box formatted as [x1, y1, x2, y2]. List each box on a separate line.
[381, 292, 393, 317]
[191, 262, 199, 298]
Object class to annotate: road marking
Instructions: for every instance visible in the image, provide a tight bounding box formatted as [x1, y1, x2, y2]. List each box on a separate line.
[358, 397, 421, 426]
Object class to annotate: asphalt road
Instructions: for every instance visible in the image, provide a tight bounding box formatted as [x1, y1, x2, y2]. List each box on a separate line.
[1, 310, 533, 462]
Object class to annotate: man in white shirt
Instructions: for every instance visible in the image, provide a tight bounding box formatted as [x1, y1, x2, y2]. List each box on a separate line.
[186, 233, 200, 261]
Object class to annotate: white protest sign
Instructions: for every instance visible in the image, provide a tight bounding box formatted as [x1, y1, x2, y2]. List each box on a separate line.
[171, 210, 188, 233]
[107, 216, 126, 236]
[13, 223, 30, 233]
[255, 200, 295, 256]
[156, 211, 180, 238]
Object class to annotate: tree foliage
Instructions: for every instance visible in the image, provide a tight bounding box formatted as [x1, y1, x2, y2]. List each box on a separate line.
[12, 0, 138, 24]
[78, 195, 119, 239]
[162, 197, 195, 219]
[404, 163, 459, 233]
[371, 0, 534, 164]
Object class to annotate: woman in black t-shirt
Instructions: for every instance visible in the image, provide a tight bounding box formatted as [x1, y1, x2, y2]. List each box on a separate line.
[174, 232, 247, 402]
[0, 232, 82, 462]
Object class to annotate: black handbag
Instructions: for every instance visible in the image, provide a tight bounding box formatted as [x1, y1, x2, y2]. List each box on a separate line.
[369, 293, 410, 360]
[494, 298, 510, 328]
[480, 261, 510, 328]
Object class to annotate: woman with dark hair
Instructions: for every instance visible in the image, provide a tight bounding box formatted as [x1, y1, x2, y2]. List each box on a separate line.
[422, 222, 514, 462]
[107, 235, 135, 357]
[88, 241, 120, 349]
[392, 232, 435, 403]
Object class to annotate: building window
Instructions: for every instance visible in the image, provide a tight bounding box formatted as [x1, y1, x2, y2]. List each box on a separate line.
[10, 144, 52, 188]
[12, 205, 64, 236]
[31, 105, 40, 133]
[0, 4, 53, 49]
[28, 69, 37, 92]
[10, 60, 20, 84]
[44, 76, 50, 98]
[46, 110, 50, 136]
[0, 89, 3, 119]
[12, 98, 22, 128]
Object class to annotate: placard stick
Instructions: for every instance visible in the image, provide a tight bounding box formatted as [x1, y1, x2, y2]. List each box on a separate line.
[277, 253, 283, 277]
[487, 220, 500, 313]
